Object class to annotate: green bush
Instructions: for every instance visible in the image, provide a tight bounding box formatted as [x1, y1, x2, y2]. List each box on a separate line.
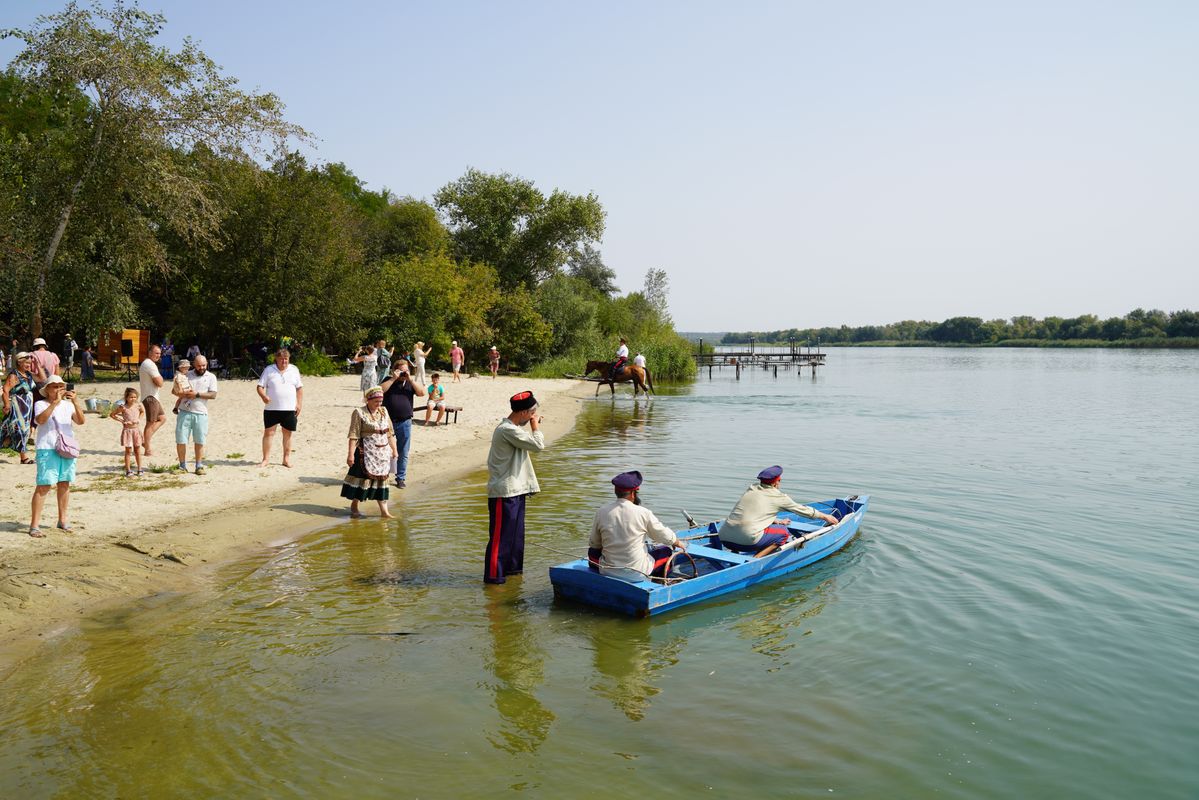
[294, 349, 339, 376]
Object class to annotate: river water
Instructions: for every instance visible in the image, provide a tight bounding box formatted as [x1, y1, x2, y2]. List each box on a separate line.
[2, 348, 1196, 798]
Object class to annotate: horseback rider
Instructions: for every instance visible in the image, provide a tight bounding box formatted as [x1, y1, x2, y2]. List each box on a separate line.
[609, 337, 629, 380]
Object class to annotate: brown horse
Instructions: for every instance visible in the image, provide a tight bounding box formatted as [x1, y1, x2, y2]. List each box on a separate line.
[583, 360, 655, 396]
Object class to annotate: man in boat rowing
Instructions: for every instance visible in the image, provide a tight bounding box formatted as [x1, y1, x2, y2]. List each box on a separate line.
[484, 390, 545, 584]
[588, 471, 686, 582]
[719, 466, 839, 554]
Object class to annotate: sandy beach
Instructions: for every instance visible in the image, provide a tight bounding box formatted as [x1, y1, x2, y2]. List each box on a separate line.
[0, 372, 589, 661]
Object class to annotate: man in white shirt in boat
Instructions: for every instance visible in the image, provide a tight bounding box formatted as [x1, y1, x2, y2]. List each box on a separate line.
[588, 471, 686, 582]
[718, 466, 839, 554]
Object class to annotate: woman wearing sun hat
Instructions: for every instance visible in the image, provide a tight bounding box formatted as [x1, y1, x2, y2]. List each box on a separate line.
[29, 375, 85, 537]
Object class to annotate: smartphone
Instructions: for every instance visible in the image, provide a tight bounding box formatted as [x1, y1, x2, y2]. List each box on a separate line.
[65, 383, 75, 391]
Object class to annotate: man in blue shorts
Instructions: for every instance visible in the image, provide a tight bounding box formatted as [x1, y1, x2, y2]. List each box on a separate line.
[173, 355, 219, 474]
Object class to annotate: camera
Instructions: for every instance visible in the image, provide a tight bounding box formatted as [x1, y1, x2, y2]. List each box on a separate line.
[65, 382, 75, 391]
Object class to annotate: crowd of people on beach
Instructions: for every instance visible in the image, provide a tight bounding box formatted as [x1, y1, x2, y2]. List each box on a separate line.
[7, 330, 749, 595]
[2, 333, 507, 540]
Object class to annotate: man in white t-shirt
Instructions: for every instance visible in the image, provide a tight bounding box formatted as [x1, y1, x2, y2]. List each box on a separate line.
[633, 352, 646, 368]
[138, 344, 166, 456]
[256, 348, 304, 467]
[173, 354, 219, 474]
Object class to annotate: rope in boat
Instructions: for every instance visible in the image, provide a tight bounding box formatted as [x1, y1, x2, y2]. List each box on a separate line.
[528, 541, 693, 585]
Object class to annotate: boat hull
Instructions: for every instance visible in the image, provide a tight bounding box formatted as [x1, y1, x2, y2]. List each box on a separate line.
[550, 495, 869, 617]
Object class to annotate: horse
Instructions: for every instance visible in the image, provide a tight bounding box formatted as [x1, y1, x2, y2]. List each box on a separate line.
[583, 360, 655, 397]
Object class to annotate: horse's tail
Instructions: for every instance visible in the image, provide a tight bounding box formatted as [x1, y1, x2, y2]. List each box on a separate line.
[645, 367, 654, 394]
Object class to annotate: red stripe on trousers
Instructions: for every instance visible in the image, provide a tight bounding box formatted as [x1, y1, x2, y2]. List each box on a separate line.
[488, 497, 502, 579]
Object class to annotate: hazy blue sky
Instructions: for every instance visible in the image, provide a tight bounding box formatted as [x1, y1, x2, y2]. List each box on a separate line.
[4, 1, 1197, 330]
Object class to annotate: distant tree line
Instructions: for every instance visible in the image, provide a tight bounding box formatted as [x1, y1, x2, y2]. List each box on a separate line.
[722, 309, 1199, 347]
[0, 3, 696, 378]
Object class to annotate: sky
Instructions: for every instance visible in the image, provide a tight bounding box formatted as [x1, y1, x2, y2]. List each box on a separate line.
[3, 0, 1198, 331]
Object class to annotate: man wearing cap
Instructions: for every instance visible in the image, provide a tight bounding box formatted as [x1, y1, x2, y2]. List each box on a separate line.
[484, 390, 545, 584]
[719, 466, 839, 554]
[588, 471, 685, 582]
[29, 337, 60, 385]
[450, 340, 464, 383]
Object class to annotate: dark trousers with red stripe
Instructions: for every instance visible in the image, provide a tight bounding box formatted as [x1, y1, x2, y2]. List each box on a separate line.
[485, 494, 527, 584]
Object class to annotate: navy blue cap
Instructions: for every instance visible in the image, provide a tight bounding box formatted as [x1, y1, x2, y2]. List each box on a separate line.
[757, 465, 783, 482]
[612, 470, 643, 490]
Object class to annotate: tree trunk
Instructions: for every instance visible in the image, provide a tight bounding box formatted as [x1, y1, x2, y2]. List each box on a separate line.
[31, 115, 106, 339]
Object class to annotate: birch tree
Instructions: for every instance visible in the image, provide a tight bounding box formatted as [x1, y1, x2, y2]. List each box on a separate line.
[2, 1, 306, 336]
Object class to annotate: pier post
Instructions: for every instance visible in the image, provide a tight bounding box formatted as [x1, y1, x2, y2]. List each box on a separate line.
[735, 360, 741, 380]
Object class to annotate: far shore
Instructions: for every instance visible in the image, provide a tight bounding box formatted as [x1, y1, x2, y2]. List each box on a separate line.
[0, 373, 592, 672]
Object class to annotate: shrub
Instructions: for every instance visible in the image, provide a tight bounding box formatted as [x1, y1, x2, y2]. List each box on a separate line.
[294, 348, 339, 376]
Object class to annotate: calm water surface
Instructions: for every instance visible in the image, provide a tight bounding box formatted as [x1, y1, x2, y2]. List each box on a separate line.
[2, 349, 1197, 798]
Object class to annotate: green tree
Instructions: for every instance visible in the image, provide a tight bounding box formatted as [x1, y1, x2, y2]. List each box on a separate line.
[643, 268, 671, 323]
[3, 1, 304, 336]
[434, 167, 605, 289]
[166, 151, 365, 352]
[567, 244, 618, 296]
[1167, 310, 1199, 338]
[487, 286, 552, 369]
[535, 274, 600, 355]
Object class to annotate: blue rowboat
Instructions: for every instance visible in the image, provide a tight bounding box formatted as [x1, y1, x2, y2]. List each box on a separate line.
[550, 495, 869, 617]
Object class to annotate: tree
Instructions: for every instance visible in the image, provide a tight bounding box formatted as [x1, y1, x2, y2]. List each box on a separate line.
[3, 1, 305, 336]
[567, 244, 618, 296]
[1166, 310, 1199, 338]
[535, 274, 600, 355]
[165, 151, 366, 352]
[372, 197, 449, 260]
[643, 268, 671, 323]
[434, 167, 605, 289]
[487, 286, 552, 369]
[929, 316, 985, 344]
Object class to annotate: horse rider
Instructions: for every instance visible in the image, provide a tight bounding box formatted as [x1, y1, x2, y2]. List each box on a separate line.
[588, 470, 686, 582]
[609, 337, 629, 380]
[718, 466, 840, 554]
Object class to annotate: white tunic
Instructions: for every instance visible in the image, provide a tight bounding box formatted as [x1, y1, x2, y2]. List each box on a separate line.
[589, 498, 679, 581]
[486, 418, 544, 498]
[720, 483, 819, 545]
[616, 344, 629, 359]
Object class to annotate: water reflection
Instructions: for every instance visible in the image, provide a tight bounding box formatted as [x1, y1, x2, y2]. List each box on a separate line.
[482, 590, 555, 753]
[587, 620, 686, 722]
[574, 396, 655, 441]
[730, 577, 835, 672]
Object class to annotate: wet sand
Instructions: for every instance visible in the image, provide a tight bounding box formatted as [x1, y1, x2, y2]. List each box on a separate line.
[0, 372, 590, 667]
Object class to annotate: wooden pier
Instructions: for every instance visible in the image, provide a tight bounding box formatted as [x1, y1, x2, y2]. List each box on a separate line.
[694, 338, 826, 379]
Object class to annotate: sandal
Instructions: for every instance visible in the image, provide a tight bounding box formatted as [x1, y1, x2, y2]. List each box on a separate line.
[20, 458, 34, 465]
[56, 521, 73, 532]
[28, 527, 45, 538]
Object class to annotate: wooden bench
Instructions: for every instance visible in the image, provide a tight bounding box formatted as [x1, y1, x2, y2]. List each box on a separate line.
[414, 404, 462, 425]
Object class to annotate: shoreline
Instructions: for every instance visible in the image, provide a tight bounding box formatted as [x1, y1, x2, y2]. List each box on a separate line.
[0, 374, 592, 672]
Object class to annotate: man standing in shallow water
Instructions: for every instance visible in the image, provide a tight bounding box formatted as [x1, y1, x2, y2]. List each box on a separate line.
[484, 390, 544, 584]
